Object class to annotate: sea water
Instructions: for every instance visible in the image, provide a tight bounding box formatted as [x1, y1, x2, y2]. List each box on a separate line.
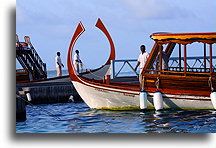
[16, 70, 216, 133]
[47, 69, 69, 78]
[16, 102, 216, 133]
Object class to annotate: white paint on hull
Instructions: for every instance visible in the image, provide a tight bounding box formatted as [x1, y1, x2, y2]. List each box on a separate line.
[72, 80, 214, 110]
[210, 91, 216, 109]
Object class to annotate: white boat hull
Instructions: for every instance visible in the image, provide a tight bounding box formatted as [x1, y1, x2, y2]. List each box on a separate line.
[72, 80, 214, 110]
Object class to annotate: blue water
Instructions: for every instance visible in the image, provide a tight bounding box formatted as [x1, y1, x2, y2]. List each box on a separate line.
[47, 69, 69, 78]
[16, 102, 216, 133]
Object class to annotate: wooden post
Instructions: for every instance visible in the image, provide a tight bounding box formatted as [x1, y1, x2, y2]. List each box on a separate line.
[105, 75, 110, 85]
[184, 44, 187, 76]
[209, 44, 213, 75]
[16, 95, 26, 122]
[179, 44, 181, 71]
[159, 44, 163, 73]
[204, 43, 206, 72]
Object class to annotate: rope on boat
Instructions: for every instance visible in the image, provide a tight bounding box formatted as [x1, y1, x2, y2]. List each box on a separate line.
[208, 77, 214, 91]
[81, 63, 104, 79]
[155, 77, 160, 90]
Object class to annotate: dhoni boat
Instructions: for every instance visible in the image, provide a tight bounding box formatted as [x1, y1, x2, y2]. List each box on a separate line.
[67, 19, 216, 110]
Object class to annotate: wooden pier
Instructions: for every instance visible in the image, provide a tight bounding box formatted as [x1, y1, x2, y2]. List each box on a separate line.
[16, 76, 82, 105]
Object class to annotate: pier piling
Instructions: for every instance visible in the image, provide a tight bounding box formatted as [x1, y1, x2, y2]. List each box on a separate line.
[16, 94, 26, 122]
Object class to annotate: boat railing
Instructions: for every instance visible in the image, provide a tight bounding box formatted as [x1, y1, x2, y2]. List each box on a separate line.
[111, 56, 216, 78]
[111, 59, 138, 78]
[169, 56, 216, 69]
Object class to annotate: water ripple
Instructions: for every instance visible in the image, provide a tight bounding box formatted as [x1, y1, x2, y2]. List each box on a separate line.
[16, 103, 216, 133]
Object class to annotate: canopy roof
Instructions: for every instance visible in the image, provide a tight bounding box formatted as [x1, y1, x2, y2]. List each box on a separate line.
[150, 32, 216, 44]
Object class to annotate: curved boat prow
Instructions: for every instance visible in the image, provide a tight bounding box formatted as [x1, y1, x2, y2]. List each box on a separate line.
[80, 18, 116, 80]
[95, 18, 115, 65]
[67, 22, 85, 81]
[68, 18, 116, 80]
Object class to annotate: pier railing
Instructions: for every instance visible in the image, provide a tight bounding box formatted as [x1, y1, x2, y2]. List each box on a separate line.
[111, 56, 216, 78]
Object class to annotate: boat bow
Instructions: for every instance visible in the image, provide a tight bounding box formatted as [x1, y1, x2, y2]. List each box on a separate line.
[67, 18, 116, 81]
[67, 22, 85, 82]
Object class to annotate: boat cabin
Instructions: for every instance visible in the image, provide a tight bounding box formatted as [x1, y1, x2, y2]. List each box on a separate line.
[141, 32, 216, 93]
[143, 32, 216, 76]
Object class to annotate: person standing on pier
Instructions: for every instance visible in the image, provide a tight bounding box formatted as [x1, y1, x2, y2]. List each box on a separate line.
[73, 50, 82, 74]
[56, 52, 64, 76]
[134, 45, 149, 83]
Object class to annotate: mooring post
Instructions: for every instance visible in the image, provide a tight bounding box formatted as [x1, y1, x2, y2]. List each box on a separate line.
[16, 95, 26, 122]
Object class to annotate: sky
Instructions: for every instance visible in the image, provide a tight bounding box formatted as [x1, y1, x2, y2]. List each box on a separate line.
[16, 0, 216, 70]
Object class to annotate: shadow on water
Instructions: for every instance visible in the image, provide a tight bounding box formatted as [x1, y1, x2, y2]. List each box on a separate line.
[11, 6, 212, 144]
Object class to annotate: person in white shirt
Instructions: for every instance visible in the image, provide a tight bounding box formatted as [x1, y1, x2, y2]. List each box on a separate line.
[134, 45, 149, 83]
[55, 52, 64, 76]
[73, 50, 82, 73]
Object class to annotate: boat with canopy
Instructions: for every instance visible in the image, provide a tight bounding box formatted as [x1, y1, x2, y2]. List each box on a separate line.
[67, 18, 216, 110]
